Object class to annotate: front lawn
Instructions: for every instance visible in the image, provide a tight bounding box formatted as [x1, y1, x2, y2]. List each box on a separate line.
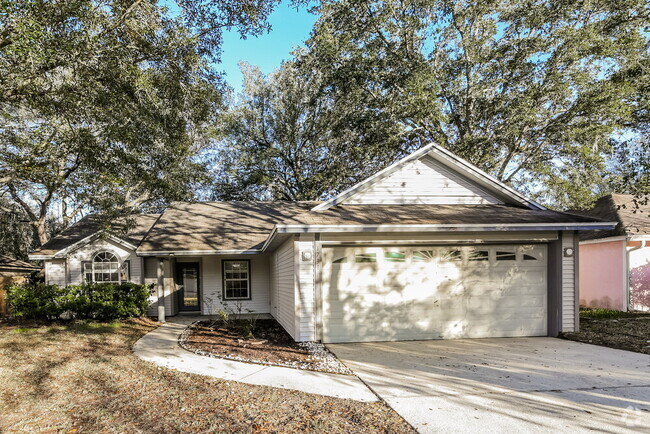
[0, 318, 413, 433]
[561, 309, 650, 354]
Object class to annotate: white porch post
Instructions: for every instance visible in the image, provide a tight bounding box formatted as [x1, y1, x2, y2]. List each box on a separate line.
[157, 257, 166, 322]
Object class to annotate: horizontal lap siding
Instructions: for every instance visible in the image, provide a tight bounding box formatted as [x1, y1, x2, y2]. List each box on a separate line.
[66, 239, 141, 285]
[562, 232, 576, 332]
[295, 241, 316, 342]
[274, 238, 296, 339]
[201, 255, 271, 315]
[344, 156, 502, 205]
[45, 259, 66, 286]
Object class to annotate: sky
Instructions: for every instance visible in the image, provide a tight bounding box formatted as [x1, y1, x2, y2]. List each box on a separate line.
[218, 2, 317, 93]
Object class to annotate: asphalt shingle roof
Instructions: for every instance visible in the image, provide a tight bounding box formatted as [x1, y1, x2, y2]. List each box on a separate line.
[574, 194, 650, 241]
[30, 201, 612, 255]
[135, 202, 607, 253]
[0, 255, 40, 272]
[137, 202, 319, 252]
[31, 213, 160, 256]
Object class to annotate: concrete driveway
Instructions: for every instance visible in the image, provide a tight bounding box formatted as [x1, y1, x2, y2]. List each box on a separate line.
[328, 338, 650, 433]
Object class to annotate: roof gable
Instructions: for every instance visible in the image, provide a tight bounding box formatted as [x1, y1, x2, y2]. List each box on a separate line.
[312, 143, 545, 211]
[340, 155, 503, 205]
[29, 214, 160, 259]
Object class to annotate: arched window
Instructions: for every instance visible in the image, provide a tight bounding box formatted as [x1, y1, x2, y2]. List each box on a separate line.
[83, 251, 130, 283]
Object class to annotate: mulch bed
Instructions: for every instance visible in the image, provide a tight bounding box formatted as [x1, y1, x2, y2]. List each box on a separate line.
[561, 315, 650, 354]
[181, 319, 353, 375]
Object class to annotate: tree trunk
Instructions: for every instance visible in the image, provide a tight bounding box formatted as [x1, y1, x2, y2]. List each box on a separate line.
[33, 218, 49, 246]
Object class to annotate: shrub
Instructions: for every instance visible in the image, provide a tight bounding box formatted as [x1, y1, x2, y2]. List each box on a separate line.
[579, 308, 638, 319]
[7, 282, 152, 321]
[6, 283, 67, 320]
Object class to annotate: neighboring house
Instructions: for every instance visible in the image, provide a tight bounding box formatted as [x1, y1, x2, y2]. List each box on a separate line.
[0, 255, 41, 315]
[576, 194, 650, 311]
[29, 144, 615, 343]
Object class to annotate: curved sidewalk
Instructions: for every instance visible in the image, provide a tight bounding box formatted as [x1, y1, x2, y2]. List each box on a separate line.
[133, 319, 378, 402]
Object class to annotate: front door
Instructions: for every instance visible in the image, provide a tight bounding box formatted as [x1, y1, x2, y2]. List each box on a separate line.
[176, 262, 200, 311]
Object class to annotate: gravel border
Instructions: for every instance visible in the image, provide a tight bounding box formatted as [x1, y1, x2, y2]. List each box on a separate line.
[178, 321, 353, 375]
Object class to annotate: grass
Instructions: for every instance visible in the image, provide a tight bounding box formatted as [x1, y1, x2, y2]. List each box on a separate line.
[579, 308, 646, 319]
[0, 318, 413, 433]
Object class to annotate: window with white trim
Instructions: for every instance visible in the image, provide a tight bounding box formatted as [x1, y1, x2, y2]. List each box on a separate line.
[222, 260, 251, 300]
[83, 251, 130, 283]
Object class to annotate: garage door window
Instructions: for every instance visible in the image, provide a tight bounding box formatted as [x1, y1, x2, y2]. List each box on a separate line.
[332, 256, 348, 264]
[384, 251, 406, 262]
[523, 254, 538, 261]
[441, 249, 462, 262]
[413, 250, 436, 262]
[496, 251, 516, 261]
[468, 250, 489, 262]
[355, 253, 376, 263]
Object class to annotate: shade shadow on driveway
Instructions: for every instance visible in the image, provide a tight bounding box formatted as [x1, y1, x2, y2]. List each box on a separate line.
[328, 338, 650, 433]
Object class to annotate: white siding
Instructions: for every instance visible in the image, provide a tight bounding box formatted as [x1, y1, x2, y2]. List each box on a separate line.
[201, 255, 271, 315]
[45, 259, 66, 286]
[561, 231, 577, 332]
[295, 239, 316, 341]
[343, 156, 502, 205]
[273, 238, 296, 339]
[269, 252, 278, 315]
[66, 238, 141, 285]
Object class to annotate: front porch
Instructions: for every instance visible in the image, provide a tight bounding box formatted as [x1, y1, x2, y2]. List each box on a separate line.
[144, 253, 274, 321]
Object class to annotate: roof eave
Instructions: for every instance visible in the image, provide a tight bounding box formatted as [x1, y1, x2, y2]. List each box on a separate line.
[28, 254, 54, 260]
[136, 249, 263, 256]
[275, 222, 618, 233]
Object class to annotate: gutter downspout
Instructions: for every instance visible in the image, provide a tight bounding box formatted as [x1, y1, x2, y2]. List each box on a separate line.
[626, 240, 646, 311]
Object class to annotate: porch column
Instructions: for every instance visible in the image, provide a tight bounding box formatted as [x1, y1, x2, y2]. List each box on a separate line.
[157, 257, 166, 323]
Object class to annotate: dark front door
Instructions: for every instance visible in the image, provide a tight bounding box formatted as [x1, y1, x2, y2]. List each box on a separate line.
[176, 262, 200, 311]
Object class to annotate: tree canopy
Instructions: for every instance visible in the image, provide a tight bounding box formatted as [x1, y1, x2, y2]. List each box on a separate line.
[0, 0, 279, 249]
[294, 0, 649, 208]
[213, 60, 412, 201]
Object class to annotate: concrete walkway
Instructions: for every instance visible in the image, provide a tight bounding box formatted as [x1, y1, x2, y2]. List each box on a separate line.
[133, 319, 377, 402]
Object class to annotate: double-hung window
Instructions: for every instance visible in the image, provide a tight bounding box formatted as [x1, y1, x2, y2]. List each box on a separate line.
[222, 260, 251, 300]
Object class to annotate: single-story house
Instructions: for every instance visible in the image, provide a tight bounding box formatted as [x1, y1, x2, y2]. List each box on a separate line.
[29, 144, 616, 343]
[0, 255, 41, 315]
[576, 194, 649, 311]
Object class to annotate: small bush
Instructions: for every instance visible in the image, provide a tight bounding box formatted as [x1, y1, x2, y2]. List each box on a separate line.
[6, 283, 67, 320]
[579, 308, 639, 319]
[7, 282, 152, 321]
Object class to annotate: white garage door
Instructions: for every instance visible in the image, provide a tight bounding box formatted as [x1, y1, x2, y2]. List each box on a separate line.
[321, 244, 547, 343]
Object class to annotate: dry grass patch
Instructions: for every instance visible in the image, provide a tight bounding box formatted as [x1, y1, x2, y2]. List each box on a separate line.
[0, 318, 413, 433]
[561, 311, 650, 355]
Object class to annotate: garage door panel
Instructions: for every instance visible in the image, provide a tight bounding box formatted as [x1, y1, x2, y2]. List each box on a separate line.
[322, 244, 548, 343]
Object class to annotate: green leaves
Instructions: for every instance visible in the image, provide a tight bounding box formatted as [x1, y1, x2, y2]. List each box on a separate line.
[302, 0, 649, 208]
[213, 61, 414, 201]
[0, 0, 278, 248]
